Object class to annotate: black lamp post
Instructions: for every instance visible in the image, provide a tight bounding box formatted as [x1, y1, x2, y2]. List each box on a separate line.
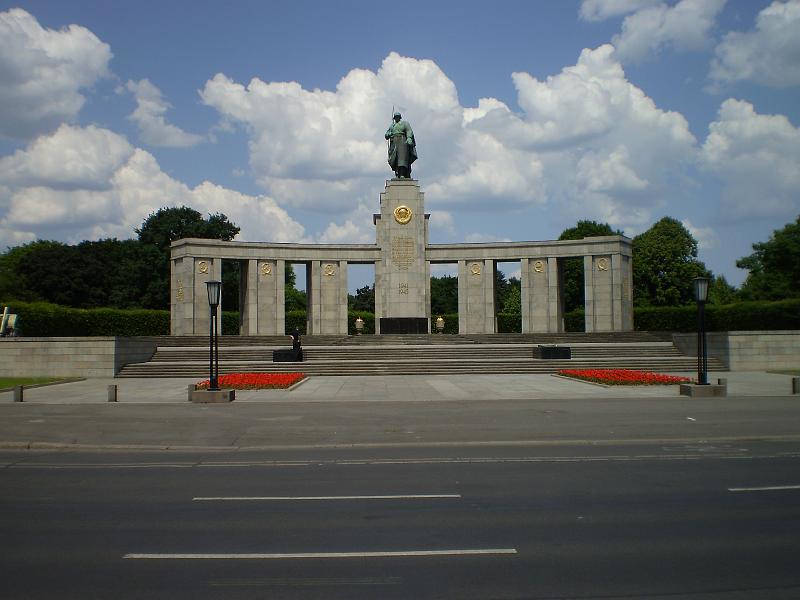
[693, 277, 710, 385]
[206, 280, 222, 391]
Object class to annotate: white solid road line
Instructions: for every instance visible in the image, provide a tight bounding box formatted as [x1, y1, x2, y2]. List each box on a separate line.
[192, 494, 461, 501]
[728, 484, 800, 492]
[124, 549, 518, 560]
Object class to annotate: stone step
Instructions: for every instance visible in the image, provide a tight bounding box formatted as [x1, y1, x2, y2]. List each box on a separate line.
[148, 346, 684, 362]
[117, 356, 723, 378]
[147, 331, 675, 347]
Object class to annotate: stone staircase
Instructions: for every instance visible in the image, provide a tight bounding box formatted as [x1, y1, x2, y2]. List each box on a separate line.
[116, 332, 723, 378]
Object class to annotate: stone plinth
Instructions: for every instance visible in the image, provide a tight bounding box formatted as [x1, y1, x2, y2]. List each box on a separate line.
[374, 179, 430, 333]
[189, 389, 235, 403]
[680, 383, 727, 397]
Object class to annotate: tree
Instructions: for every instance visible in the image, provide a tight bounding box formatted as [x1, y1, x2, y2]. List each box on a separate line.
[430, 275, 458, 314]
[136, 206, 240, 249]
[348, 285, 374, 312]
[284, 264, 307, 312]
[502, 285, 521, 314]
[136, 206, 241, 309]
[737, 216, 800, 301]
[12, 239, 152, 308]
[0, 240, 67, 302]
[632, 217, 709, 306]
[708, 275, 738, 305]
[558, 220, 623, 312]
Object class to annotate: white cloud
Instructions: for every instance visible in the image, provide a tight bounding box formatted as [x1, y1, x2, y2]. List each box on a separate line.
[317, 202, 376, 244]
[681, 218, 718, 249]
[198, 48, 696, 235]
[428, 210, 456, 239]
[0, 8, 112, 140]
[611, 0, 726, 64]
[699, 99, 800, 219]
[318, 219, 372, 244]
[0, 124, 133, 190]
[126, 79, 204, 147]
[0, 125, 305, 248]
[579, 0, 661, 21]
[465, 45, 695, 227]
[710, 0, 800, 88]
[200, 52, 463, 210]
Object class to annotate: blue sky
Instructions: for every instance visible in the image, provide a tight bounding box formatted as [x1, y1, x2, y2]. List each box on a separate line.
[1, 0, 798, 291]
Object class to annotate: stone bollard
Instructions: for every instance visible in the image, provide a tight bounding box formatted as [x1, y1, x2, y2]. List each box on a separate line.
[188, 383, 196, 401]
[13, 385, 23, 402]
[793, 377, 800, 395]
[107, 384, 118, 402]
[717, 378, 727, 387]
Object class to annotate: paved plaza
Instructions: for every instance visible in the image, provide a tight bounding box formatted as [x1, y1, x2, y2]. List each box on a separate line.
[0, 370, 795, 405]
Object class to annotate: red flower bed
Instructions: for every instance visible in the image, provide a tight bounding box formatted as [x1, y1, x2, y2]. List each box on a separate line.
[558, 369, 691, 386]
[196, 372, 305, 390]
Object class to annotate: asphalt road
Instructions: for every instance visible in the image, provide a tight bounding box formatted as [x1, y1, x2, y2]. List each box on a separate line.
[3, 395, 800, 449]
[2, 441, 800, 599]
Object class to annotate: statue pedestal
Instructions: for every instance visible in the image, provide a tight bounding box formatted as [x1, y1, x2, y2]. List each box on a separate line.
[374, 179, 430, 334]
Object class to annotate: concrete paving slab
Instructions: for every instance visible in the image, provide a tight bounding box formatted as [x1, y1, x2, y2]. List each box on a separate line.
[0, 370, 796, 405]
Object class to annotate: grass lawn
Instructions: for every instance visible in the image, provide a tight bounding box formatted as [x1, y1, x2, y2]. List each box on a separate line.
[768, 370, 800, 376]
[0, 377, 67, 389]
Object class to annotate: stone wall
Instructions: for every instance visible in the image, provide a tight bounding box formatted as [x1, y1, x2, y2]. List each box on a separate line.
[673, 331, 800, 371]
[0, 337, 157, 378]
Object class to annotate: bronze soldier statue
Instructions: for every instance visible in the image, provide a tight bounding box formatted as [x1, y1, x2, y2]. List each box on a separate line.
[385, 111, 417, 178]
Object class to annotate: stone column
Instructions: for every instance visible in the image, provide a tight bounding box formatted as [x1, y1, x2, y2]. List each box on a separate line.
[548, 258, 564, 333]
[619, 253, 634, 331]
[374, 259, 383, 334]
[308, 260, 321, 335]
[458, 259, 496, 334]
[170, 256, 194, 336]
[241, 259, 257, 335]
[584, 255, 613, 332]
[245, 259, 284, 335]
[191, 257, 220, 336]
[308, 260, 348, 335]
[521, 257, 561, 333]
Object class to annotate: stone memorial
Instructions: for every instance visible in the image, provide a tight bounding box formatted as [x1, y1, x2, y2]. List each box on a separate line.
[170, 115, 633, 336]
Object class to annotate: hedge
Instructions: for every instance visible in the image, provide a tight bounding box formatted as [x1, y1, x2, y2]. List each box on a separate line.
[4, 299, 799, 336]
[2, 300, 169, 337]
[633, 299, 800, 332]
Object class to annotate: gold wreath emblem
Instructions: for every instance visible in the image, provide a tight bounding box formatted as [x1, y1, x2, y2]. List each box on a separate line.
[393, 205, 412, 224]
[533, 260, 545, 273]
[323, 263, 336, 276]
[197, 261, 209, 274]
[597, 258, 609, 271]
[260, 263, 272, 276]
[470, 262, 482, 276]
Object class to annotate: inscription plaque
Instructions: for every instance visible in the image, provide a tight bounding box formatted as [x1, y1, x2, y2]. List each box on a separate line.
[391, 236, 415, 270]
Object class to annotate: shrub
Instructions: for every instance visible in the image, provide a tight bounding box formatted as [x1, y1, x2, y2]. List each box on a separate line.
[634, 299, 800, 332]
[2, 300, 169, 336]
[564, 309, 585, 332]
[348, 311, 375, 335]
[285, 310, 307, 334]
[497, 313, 521, 333]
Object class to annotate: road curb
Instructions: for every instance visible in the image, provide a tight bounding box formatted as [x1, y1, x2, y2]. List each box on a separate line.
[3, 434, 800, 453]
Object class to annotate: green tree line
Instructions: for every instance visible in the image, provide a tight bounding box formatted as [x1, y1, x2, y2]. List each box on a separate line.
[2, 206, 798, 328]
